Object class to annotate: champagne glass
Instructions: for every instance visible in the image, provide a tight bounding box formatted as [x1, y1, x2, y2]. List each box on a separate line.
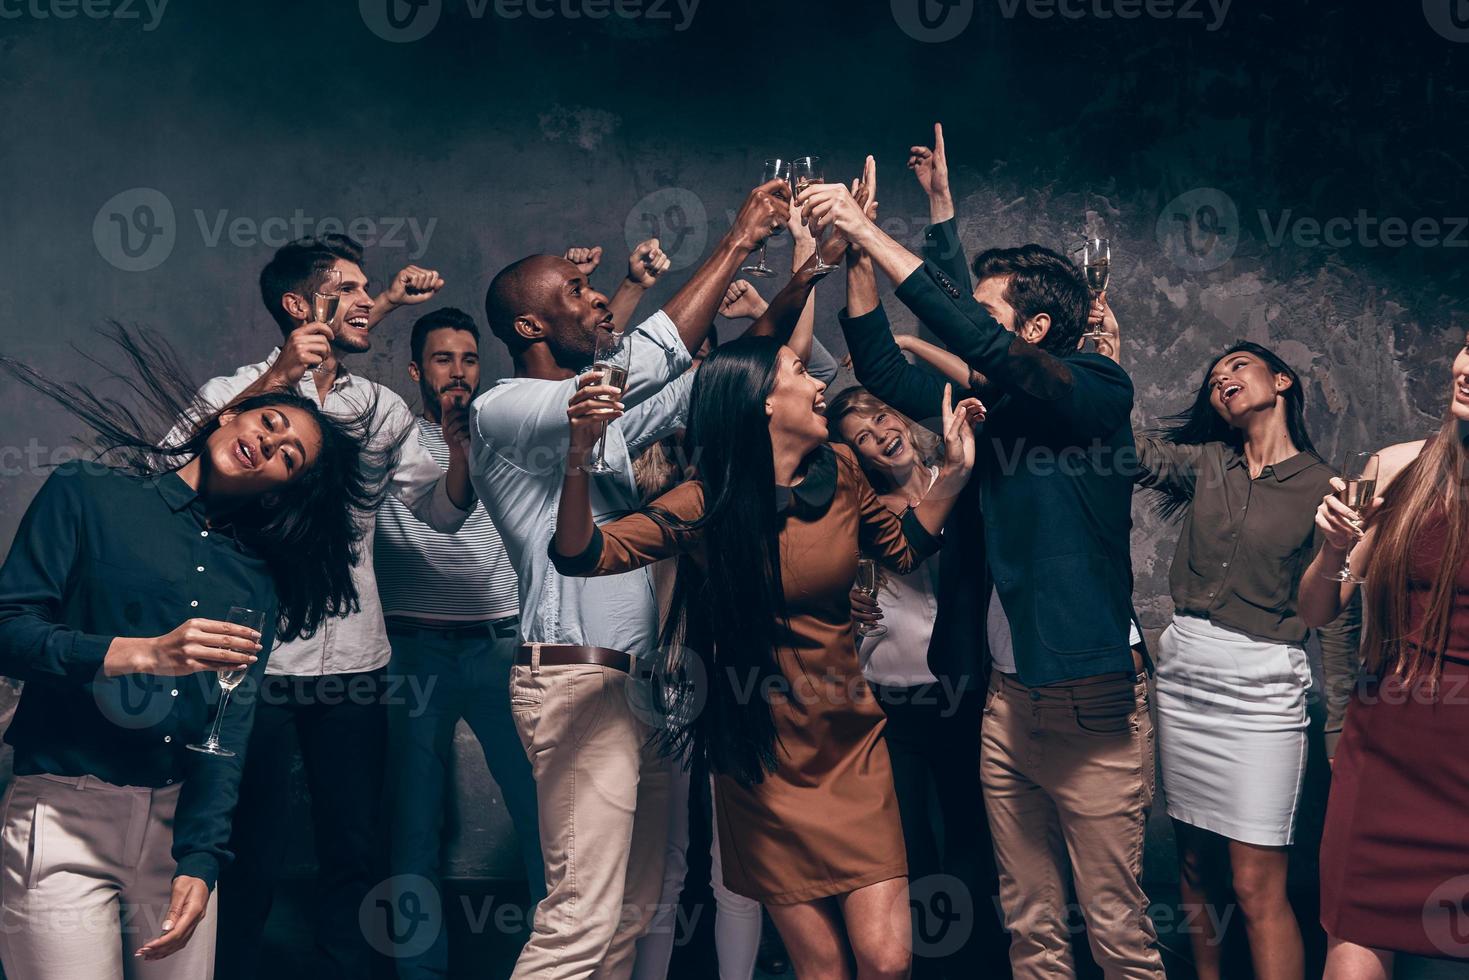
[1327, 452, 1380, 584]
[304, 267, 342, 378]
[187, 605, 266, 757]
[854, 556, 887, 638]
[1078, 237, 1111, 342]
[741, 158, 790, 279]
[791, 156, 840, 276]
[585, 329, 631, 475]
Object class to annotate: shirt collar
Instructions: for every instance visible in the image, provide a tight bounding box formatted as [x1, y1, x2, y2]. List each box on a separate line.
[774, 444, 838, 517]
[1225, 446, 1320, 482]
[153, 470, 202, 513]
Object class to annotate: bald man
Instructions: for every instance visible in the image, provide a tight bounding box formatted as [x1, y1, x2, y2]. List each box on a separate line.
[469, 181, 788, 980]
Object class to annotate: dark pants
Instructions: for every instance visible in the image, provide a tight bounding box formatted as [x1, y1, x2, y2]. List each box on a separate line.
[384, 618, 543, 980]
[216, 670, 388, 980]
[872, 680, 1011, 978]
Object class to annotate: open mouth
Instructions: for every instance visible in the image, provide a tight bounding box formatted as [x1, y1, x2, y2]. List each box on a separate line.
[1456, 380, 1469, 402]
[234, 438, 257, 469]
[882, 435, 904, 459]
[1220, 383, 1243, 403]
[813, 395, 827, 414]
[344, 314, 370, 330]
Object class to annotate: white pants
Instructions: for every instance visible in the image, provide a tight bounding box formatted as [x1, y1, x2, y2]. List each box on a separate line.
[0, 774, 218, 980]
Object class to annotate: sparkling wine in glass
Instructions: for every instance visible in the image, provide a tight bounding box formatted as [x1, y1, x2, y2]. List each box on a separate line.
[855, 556, 887, 638]
[1329, 452, 1380, 584]
[791, 156, 840, 277]
[741, 158, 790, 279]
[304, 268, 343, 378]
[586, 329, 631, 476]
[1080, 237, 1111, 342]
[187, 606, 266, 757]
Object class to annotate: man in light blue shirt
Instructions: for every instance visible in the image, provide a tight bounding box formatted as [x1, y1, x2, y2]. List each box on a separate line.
[470, 181, 791, 980]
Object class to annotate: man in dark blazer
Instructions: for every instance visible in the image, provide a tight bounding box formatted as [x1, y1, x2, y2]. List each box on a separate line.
[811, 161, 1164, 979]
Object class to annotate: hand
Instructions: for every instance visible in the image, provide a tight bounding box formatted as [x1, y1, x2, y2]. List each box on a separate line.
[563, 246, 604, 277]
[566, 370, 625, 458]
[908, 122, 951, 204]
[850, 586, 883, 628]
[135, 876, 210, 961]
[932, 384, 977, 496]
[626, 239, 670, 288]
[729, 179, 792, 253]
[1085, 290, 1120, 359]
[955, 395, 987, 426]
[106, 619, 262, 677]
[440, 392, 471, 454]
[796, 182, 872, 247]
[719, 279, 768, 321]
[384, 265, 445, 307]
[1315, 477, 1380, 552]
[267, 322, 334, 386]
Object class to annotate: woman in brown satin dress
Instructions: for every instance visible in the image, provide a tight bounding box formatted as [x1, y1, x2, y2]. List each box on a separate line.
[550, 335, 979, 978]
[1300, 330, 1469, 977]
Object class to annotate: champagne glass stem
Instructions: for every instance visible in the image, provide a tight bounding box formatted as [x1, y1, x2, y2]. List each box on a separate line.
[594, 420, 610, 470]
[205, 687, 233, 749]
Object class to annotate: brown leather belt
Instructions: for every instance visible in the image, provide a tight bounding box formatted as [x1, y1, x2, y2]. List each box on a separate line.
[515, 643, 641, 674]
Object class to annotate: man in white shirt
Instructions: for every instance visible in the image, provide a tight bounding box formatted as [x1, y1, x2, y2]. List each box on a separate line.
[472, 180, 789, 980]
[186, 234, 473, 980]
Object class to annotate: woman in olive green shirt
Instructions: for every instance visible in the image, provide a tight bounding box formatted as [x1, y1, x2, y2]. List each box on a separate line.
[1134, 339, 1331, 980]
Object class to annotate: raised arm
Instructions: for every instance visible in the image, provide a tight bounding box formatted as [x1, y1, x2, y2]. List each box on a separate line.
[607, 239, 672, 330]
[895, 333, 978, 390]
[910, 123, 972, 290]
[661, 179, 791, 354]
[840, 248, 947, 427]
[366, 264, 446, 329]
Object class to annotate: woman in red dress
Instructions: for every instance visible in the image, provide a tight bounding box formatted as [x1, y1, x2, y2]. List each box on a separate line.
[1300, 329, 1469, 977]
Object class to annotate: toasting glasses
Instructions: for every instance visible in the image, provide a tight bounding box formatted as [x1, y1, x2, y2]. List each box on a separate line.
[187, 605, 265, 757]
[585, 328, 631, 475]
[1078, 237, 1111, 343]
[741, 158, 791, 278]
[792, 156, 840, 277]
[1326, 452, 1380, 584]
[304, 267, 342, 378]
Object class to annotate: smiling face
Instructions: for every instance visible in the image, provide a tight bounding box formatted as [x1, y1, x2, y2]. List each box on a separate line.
[412, 327, 480, 420]
[1206, 350, 1290, 425]
[1451, 332, 1469, 422]
[764, 346, 829, 450]
[203, 404, 323, 501]
[282, 258, 374, 355]
[837, 406, 917, 480]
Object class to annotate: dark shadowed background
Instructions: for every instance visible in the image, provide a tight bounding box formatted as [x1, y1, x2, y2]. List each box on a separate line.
[0, 0, 1466, 971]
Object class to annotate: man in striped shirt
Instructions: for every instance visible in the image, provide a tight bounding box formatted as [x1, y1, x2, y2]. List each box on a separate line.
[374, 307, 541, 980]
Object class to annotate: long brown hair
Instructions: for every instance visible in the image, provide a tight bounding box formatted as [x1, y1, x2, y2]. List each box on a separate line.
[826, 387, 941, 493]
[1361, 416, 1469, 682]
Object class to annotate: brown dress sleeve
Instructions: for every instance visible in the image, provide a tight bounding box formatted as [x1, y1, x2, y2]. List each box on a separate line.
[550, 480, 706, 577]
[838, 445, 941, 575]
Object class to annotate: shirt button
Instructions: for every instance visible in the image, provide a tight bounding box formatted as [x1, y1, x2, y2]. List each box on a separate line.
[196, 566, 205, 573]
[165, 779, 174, 785]
[170, 689, 179, 697]
[200, 530, 209, 538]
[1222, 562, 1229, 568]
[190, 600, 199, 608]
[163, 736, 172, 743]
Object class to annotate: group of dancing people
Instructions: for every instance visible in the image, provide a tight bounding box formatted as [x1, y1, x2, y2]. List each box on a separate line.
[0, 123, 1464, 980]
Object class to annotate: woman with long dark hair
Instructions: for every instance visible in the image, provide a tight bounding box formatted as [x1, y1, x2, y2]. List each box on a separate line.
[1134, 340, 1331, 980]
[1300, 330, 1469, 978]
[550, 336, 977, 978]
[0, 329, 391, 979]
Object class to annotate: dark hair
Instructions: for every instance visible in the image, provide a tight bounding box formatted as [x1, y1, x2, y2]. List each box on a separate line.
[410, 307, 480, 364]
[649, 336, 790, 785]
[971, 244, 1090, 355]
[259, 235, 364, 336]
[0, 325, 398, 641]
[1147, 340, 1320, 520]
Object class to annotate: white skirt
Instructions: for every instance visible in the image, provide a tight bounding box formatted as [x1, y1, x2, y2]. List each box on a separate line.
[1155, 614, 1311, 846]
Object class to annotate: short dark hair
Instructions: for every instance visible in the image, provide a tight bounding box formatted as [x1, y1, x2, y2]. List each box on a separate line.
[259, 235, 365, 336]
[971, 244, 1089, 355]
[483, 256, 545, 357]
[410, 307, 480, 364]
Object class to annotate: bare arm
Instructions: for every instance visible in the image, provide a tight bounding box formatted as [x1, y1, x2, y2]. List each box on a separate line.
[895, 334, 976, 389]
[365, 265, 446, 329]
[607, 239, 671, 330]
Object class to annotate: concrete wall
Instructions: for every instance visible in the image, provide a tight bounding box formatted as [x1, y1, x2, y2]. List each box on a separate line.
[0, 0, 1465, 880]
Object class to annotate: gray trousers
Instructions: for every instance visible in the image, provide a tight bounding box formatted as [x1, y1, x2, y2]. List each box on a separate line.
[0, 773, 218, 979]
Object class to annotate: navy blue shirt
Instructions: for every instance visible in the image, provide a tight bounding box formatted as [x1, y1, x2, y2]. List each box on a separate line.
[0, 461, 276, 889]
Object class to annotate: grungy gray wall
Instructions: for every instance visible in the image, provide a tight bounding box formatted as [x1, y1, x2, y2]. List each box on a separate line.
[0, 1, 1465, 879]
